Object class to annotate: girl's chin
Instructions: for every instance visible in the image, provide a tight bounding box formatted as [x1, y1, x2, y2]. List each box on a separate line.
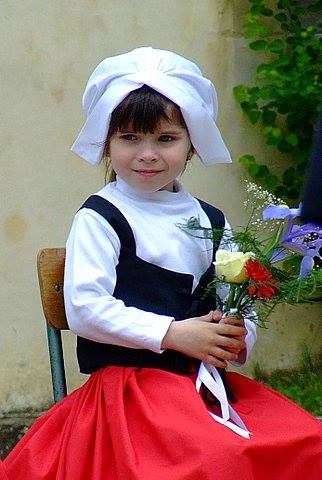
[131, 177, 174, 192]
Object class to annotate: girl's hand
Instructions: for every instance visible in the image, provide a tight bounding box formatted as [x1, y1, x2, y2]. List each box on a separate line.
[161, 311, 247, 369]
[220, 314, 247, 356]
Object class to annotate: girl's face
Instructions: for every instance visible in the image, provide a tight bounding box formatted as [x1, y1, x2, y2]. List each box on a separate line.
[108, 113, 192, 193]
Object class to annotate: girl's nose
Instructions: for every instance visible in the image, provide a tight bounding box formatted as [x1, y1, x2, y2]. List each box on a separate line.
[138, 142, 159, 162]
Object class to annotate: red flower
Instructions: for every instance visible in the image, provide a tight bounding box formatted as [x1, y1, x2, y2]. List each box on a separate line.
[245, 259, 279, 300]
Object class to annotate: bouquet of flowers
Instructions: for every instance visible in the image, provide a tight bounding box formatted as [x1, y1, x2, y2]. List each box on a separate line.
[184, 181, 322, 327]
[180, 182, 322, 438]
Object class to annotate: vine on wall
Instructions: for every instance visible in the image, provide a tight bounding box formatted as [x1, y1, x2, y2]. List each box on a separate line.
[234, 0, 322, 201]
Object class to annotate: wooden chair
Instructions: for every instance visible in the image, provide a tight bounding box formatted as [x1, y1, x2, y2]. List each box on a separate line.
[37, 248, 68, 403]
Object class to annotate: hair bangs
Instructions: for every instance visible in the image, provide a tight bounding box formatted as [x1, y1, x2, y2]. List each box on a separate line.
[107, 85, 185, 138]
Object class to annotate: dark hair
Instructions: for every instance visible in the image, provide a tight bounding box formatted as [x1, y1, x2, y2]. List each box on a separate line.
[103, 85, 188, 182]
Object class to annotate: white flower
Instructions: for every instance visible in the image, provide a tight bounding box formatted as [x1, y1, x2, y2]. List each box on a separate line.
[214, 250, 254, 283]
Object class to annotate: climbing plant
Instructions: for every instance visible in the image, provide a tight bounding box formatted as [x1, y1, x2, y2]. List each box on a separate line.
[234, 0, 322, 201]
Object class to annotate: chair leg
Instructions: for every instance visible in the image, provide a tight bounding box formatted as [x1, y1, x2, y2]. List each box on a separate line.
[46, 324, 67, 402]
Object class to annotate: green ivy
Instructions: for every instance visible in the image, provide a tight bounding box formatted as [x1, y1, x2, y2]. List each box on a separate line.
[234, 0, 322, 201]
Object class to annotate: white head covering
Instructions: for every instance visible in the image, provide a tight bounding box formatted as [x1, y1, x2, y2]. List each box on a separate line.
[71, 47, 232, 166]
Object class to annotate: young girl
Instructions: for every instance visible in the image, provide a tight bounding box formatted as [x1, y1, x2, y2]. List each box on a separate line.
[1, 47, 321, 480]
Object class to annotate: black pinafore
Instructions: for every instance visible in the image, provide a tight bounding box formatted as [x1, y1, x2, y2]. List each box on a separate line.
[76, 195, 225, 375]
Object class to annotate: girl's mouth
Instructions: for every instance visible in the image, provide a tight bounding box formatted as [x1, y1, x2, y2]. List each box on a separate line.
[134, 170, 163, 178]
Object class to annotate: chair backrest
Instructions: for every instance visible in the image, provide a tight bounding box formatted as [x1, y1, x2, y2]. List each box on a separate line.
[37, 248, 68, 402]
[37, 248, 68, 330]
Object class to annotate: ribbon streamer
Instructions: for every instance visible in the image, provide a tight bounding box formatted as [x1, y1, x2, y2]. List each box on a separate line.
[196, 362, 251, 439]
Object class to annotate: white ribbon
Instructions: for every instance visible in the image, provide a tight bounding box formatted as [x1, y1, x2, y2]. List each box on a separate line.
[195, 307, 251, 438]
[196, 362, 251, 439]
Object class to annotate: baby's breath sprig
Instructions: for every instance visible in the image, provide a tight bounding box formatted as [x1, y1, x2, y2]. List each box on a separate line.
[243, 180, 283, 235]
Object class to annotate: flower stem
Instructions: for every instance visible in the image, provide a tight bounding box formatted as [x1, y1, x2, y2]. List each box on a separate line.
[226, 284, 237, 310]
[262, 223, 284, 261]
[235, 286, 247, 311]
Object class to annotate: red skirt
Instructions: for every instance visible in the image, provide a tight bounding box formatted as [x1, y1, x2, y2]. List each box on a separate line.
[1, 368, 321, 479]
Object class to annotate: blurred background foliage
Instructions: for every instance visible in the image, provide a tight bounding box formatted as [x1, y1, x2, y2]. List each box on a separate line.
[253, 345, 322, 415]
[234, 0, 322, 202]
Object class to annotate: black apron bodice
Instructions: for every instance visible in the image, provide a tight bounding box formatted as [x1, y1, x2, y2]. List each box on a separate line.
[76, 195, 225, 374]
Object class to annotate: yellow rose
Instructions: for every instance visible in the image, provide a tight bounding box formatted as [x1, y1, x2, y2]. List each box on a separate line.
[214, 250, 254, 283]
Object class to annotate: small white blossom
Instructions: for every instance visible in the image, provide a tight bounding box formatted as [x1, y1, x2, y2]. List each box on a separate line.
[243, 180, 284, 233]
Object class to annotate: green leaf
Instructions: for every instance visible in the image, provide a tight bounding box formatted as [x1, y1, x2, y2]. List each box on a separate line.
[249, 40, 267, 50]
[277, 0, 290, 9]
[274, 56, 290, 68]
[272, 127, 282, 138]
[260, 86, 275, 99]
[250, 5, 273, 16]
[250, 5, 264, 15]
[280, 22, 289, 32]
[262, 109, 277, 125]
[306, 25, 317, 35]
[268, 39, 284, 53]
[285, 133, 299, 146]
[257, 63, 270, 74]
[261, 8, 273, 17]
[295, 45, 305, 55]
[274, 13, 287, 22]
[266, 135, 280, 146]
[282, 167, 297, 186]
[233, 85, 249, 103]
[262, 125, 273, 135]
[308, 3, 322, 13]
[277, 103, 290, 114]
[241, 101, 252, 112]
[256, 165, 270, 177]
[268, 69, 279, 78]
[244, 13, 261, 24]
[248, 164, 260, 178]
[265, 175, 279, 188]
[239, 154, 256, 167]
[244, 23, 269, 39]
[248, 110, 261, 124]
[277, 140, 293, 153]
[274, 185, 288, 198]
[248, 86, 261, 102]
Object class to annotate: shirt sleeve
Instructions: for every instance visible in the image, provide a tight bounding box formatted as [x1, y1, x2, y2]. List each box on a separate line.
[217, 218, 257, 365]
[63, 209, 174, 353]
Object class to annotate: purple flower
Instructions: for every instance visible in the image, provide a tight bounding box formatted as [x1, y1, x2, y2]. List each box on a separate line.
[262, 204, 322, 277]
[262, 204, 300, 221]
[299, 256, 315, 278]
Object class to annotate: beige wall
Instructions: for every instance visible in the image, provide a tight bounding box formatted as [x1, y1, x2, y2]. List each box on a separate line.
[1, 0, 321, 412]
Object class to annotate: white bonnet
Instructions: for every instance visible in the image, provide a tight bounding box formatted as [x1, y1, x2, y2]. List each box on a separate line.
[71, 47, 232, 166]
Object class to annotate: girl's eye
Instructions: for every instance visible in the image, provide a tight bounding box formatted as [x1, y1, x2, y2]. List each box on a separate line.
[159, 135, 175, 142]
[119, 134, 137, 141]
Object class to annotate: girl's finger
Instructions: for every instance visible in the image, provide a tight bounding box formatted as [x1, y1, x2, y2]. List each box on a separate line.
[214, 335, 245, 350]
[204, 355, 227, 369]
[216, 324, 247, 337]
[208, 346, 238, 362]
[222, 315, 245, 326]
[211, 310, 222, 323]
[223, 342, 246, 354]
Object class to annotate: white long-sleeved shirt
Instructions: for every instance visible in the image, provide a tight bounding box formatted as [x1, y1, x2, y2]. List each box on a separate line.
[64, 176, 256, 361]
